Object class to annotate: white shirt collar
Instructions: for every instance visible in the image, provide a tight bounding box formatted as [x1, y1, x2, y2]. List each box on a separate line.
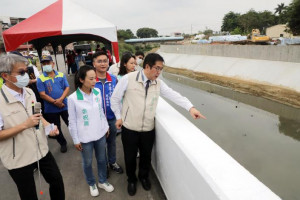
[3, 84, 26, 99]
[141, 70, 151, 84]
[79, 88, 93, 97]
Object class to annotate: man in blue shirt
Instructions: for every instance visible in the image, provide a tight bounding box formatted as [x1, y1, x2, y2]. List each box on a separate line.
[93, 51, 123, 174]
[37, 55, 69, 153]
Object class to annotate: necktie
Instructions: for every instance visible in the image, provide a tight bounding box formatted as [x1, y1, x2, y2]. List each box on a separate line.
[145, 80, 151, 96]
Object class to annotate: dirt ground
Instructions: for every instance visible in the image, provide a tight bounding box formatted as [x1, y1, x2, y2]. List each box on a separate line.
[164, 66, 300, 108]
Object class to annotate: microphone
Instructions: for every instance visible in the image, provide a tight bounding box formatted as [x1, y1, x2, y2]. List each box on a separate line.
[33, 102, 42, 130]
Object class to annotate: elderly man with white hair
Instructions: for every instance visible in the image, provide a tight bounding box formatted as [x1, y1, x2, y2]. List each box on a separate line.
[0, 54, 65, 200]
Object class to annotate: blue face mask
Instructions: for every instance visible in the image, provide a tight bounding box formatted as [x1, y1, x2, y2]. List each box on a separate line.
[43, 65, 53, 72]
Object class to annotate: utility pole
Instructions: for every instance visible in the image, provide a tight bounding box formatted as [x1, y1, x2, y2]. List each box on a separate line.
[191, 24, 192, 35]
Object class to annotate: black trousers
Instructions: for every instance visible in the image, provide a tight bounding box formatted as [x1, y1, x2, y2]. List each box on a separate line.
[121, 126, 155, 183]
[43, 110, 68, 146]
[8, 152, 65, 200]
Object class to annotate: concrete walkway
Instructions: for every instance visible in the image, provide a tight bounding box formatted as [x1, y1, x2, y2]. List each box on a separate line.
[0, 55, 166, 200]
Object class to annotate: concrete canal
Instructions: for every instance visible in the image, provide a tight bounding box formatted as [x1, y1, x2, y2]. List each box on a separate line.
[161, 72, 300, 200]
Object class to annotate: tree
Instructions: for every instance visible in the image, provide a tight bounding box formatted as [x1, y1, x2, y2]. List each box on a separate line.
[239, 9, 261, 34]
[117, 29, 135, 40]
[230, 27, 242, 35]
[221, 11, 241, 32]
[287, 0, 300, 35]
[136, 28, 158, 38]
[203, 29, 213, 36]
[258, 10, 277, 34]
[274, 3, 287, 15]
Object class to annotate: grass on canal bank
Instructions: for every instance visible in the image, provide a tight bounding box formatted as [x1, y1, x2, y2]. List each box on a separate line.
[164, 66, 300, 109]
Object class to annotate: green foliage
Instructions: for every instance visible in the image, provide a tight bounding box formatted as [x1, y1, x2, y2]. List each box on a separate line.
[274, 3, 287, 15]
[221, 11, 240, 32]
[117, 42, 159, 58]
[230, 27, 242, 35]
[288, 0, 300, 35]
[182, 33, 192, 39]
[203, 29, 213, 36]
[136, 28, 158, 38]
[118, 42, 135, 56]
[117, 29, 135, 41]
[203, 29, 213, 39]
[221, 9, 279, 35]
[258, 10, 277, 34]
[239, 9, 261, 34]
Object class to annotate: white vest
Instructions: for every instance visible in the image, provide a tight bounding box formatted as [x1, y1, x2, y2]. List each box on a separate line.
[68, 88, 109, 144]
[122, 71, 161, 132]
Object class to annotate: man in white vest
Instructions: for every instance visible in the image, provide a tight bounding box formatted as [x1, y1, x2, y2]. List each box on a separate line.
[111, 53, 206, 196]
[0, 54, 65, 200]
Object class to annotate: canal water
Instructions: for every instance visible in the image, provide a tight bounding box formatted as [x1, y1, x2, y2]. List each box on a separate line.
[161, 73, 300, 200]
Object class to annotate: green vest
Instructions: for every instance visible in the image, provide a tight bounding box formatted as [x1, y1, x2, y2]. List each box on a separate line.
[0, 78, 3, 89]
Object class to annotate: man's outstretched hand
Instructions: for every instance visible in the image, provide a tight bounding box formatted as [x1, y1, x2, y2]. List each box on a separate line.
[189, 107, 206, 120]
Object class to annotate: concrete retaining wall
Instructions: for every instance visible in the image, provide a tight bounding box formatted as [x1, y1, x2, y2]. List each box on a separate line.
[152, 98, 281, 200]
[160, 45, 300, 63]
[157, 50, 300, 92]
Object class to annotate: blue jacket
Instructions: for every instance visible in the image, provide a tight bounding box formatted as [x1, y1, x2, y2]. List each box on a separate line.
[95, 72, 118, 120]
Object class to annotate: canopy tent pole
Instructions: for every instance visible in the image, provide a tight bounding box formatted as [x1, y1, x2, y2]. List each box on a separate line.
[62, 44, 67, 72]
[52, 44, 59, 71]
[111, 42, 119, 63]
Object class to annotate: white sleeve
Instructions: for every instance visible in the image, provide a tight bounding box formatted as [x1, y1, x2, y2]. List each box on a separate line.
[108, 64, 114, 74]
[33, 66, 40, 78]
[108, 62, 120, 76]
[111, 75, 128, 120]
[67, 97, 80, 144]
[0, 112, 3, 130]
[160, 80, 193, 111]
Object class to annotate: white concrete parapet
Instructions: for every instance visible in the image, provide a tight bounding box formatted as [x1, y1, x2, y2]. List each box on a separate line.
[152, 98, 281, 200]
[158, 50, 300, 92]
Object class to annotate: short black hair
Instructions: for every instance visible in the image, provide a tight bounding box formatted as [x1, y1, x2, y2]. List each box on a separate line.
[143, 53, 164, 69]
[74, 65, 95, 89]
[135, 51, 144, 57]
[92, 51, 108, 61]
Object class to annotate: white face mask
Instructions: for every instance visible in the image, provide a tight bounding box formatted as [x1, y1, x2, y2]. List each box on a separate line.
[12, 73, 30, 88]
[136, 58, 143, 65]
[43, 65, 53, 72]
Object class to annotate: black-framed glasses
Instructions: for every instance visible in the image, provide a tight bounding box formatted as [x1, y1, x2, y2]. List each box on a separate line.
[152, 66, 163, 72]
[96, 59, 108, 64]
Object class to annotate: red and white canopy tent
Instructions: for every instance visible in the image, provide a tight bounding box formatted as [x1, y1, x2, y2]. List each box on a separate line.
[2, 0, 119, 66]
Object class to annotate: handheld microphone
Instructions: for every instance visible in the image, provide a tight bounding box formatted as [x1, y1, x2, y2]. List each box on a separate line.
[33, 102, 42, 130]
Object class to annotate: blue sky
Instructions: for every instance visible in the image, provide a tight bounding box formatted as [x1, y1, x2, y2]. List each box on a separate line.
[0, 0, 293, 35]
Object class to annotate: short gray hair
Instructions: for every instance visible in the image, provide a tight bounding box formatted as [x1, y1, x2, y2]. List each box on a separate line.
[0, 54, 28, 74]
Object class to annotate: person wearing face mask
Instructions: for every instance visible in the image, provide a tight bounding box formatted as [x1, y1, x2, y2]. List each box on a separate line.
[10, 51, 44, 113]
[37, 55, 70, 153]
[0, 54, 65, 200]
[135, 51, 144, 71]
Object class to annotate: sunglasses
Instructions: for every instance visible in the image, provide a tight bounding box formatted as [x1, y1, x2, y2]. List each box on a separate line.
[17, 69, 28, 76]
[8, 69, 28, 77]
